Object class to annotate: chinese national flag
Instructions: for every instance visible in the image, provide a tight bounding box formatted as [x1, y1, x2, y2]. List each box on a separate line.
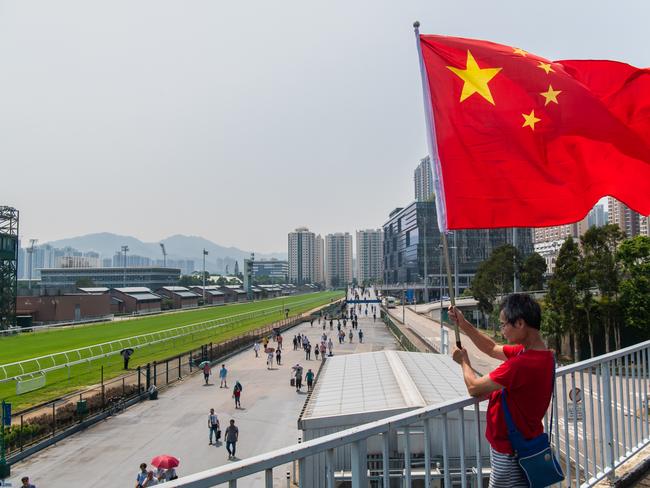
[418, 35, 650, 231]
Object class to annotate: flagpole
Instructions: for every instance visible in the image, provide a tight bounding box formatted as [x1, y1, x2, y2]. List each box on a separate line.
[413, 21, 461, 348]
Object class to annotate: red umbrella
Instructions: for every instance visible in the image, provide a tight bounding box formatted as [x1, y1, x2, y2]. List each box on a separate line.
[151, 455, 180, 469]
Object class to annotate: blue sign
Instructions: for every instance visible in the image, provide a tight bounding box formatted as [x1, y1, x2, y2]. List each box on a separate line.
[405, 289, 415, 303]
[1, 402, 10, 426]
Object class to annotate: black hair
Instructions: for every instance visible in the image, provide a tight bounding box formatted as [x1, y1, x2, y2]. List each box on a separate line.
[499, 293, 541, 330]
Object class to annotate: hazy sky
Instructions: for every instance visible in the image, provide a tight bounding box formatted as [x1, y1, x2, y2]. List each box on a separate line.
[1, 1, 648, 253]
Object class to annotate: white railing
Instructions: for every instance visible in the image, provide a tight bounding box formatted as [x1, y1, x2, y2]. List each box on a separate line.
[0, 295, 330, 383]
[168, 340, 650, 488]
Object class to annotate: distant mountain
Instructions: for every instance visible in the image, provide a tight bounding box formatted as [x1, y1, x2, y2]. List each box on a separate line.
[41, 233, 286, 273]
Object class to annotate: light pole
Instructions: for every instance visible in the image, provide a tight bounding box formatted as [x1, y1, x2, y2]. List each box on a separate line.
[121, 245, 129, 287]
[512, 228, 519, 292]
[27, 239, 38, 291]
[402, 287, 406, 324]
[202, 249, 208, 302]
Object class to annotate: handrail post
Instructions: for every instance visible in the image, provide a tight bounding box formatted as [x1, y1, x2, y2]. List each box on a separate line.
[351, 439, 368, 488]
[602, 361, 616, 481]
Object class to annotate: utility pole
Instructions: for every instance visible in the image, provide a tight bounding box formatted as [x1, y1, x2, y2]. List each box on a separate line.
[402, 287, 405, 324]
[202, 249, 208, 302]
[512, 228, 519, 292]
[160, 243, 167, 267]
[27, 239, 38, 291]
[121, 245, 129, 287]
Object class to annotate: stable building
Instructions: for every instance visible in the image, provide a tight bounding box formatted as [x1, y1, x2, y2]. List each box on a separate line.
[191, 286, 225, 305]
[157, 286, 200, 309]
[111, 287, 162, 314]
[298, 351, 489, 488]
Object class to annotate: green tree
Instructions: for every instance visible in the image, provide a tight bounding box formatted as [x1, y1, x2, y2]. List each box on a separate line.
[581, 225, 624, 352]
[547, 237, 581, 360]
[520, 253, 547, 291]
[617, 236, 650, 334]
[75, 277, 96, 288]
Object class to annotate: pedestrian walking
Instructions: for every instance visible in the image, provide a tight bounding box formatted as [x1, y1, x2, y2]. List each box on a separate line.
[293, 336, 298, 350]
[142, 470, 159, 486]
[293, 364, 303, 391]
[233, 381, 242, 409]
[306, 368, 315, 391]
[263, 336, 269, 349]
[136, 463, 148, 488]
[253, 341, 260, 358]
[203, 362, 211, 385]
[225, 419, 239, 459]
[310, 318, 314, 327]
[276, 348, 282, 365]
[20, 476, 36, 488]
[219, 364, 228, 388]
[306, 343, 311, 360]
[358, 329, 364, 343]
[267, 350, 274, 369]
[327, 338, 333, 355]
[121, 348, 133, 370]
[320, 343, 327, 360]
[373, 313, 376, 322]
[349, 330, 353, 343]
[314, 345, 319, 360]
[277, 334, 283, 350]
[208, 408, 220, 445]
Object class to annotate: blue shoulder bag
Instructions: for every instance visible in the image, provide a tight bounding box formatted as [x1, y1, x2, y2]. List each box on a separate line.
[500, 355, 565, 488]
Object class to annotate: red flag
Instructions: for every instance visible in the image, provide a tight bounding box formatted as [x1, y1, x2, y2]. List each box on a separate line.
[417, 34, 650, 231]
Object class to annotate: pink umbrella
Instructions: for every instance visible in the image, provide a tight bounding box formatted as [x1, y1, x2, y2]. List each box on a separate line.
[151, 455, 180, 469]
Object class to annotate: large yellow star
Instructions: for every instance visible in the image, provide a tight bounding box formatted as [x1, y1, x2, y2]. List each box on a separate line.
[513, 47, 528, 57]
[537, 62, 555, 74]
[522, 110, 541, 130]
[540, 85, 562, 106]
[447, 50, 502, 105]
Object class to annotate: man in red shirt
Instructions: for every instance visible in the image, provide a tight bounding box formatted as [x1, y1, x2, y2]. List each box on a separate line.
[449, 293, 554, 488]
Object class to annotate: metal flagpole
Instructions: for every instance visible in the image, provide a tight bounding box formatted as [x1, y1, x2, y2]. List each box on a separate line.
[414, 21, 461, 348]
[440, 232, 461, 347]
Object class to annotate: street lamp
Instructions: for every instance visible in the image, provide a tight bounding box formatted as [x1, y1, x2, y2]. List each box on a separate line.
[202, 249, 209, 302]
[121, 245, 129, 287]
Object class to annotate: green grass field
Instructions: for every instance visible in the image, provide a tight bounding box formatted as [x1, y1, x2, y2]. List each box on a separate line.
[0, 291, 342, 410]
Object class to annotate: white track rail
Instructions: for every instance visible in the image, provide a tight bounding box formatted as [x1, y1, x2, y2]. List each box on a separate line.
[0, 295, 327, 383]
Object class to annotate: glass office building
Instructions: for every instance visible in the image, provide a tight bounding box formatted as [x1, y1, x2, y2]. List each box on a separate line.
[382, 201, 533, 296]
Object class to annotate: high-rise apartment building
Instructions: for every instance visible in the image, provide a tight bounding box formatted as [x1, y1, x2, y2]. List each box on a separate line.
[314, 234, 325, 284]
[356, 229, 383, 284]
[532, 216, 589, 273]
[288, 227, 316, 285]
[608, 197, 642, 237]
[325, 233, 353, 288]
[414, 156, 434, 202]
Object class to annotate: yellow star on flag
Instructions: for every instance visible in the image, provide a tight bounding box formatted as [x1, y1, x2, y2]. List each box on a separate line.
[447, 50, 502, 105]
[540, 85, 562, 106]
[522, 110, 541, 130]
[537, 62, 555, 74]
[513, 47, 528, 56]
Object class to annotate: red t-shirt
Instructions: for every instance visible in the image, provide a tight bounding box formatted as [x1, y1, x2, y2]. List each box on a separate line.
[487, 345, 555, 454]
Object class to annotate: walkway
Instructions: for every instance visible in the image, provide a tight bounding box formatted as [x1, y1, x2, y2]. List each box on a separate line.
[8, 300, 399, 487]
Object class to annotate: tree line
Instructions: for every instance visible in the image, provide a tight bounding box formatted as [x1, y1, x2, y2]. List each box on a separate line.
[470, 225, 650, 361]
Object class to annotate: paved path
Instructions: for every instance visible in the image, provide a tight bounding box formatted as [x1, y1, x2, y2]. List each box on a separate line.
[388, 305, 502, 375]
[8, 299, 398, 487]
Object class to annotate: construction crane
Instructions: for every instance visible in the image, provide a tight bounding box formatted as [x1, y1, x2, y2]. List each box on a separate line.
[160, 243, 167, 267]
[27, 239, 38, 290]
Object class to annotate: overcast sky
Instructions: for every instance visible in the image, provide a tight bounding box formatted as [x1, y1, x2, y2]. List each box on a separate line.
[1, 1, 648, 253]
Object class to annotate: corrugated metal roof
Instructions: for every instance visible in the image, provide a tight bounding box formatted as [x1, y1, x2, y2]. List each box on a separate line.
[127, 292, 161, 301]
[114, 287, 153, 293]
[78, 287, 110, 293]
[175, 291, 200, 298]
[301, 351, 473, 424]
[163, 286, 190, 292]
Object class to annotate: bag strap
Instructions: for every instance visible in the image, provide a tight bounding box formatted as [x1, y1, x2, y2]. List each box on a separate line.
[500, 351, 557, 439]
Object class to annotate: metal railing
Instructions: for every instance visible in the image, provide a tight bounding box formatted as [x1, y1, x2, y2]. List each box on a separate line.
[168, 340, 650, 488]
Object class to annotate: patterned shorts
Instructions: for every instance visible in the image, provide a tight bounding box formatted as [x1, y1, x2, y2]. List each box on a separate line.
[489, 447, 529, 488]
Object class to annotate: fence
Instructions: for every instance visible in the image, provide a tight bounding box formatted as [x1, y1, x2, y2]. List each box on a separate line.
[166, 339, 650, 488]
[3, 304, 333, 462]
[381, 310, 420, 353]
